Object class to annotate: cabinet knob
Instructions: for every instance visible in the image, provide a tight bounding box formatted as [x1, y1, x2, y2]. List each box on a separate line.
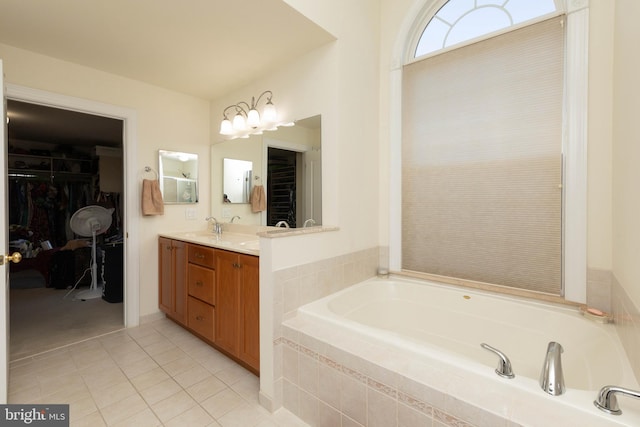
[196, 315, 204, 321]
[233, 262, 242, 269]
[195, 253, 205, 259]
[196, 281, 203, 287]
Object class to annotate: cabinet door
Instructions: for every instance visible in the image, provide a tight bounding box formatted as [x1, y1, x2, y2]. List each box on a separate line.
[158, 237, 187, 324]
[173, 240, 187, 323]
[238, 254, 260, 373]
[215, 250, 240, 356]
[158, 237, 173, 314]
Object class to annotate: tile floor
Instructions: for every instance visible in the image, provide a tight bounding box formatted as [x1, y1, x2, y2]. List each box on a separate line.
[8, 317, 308, 427]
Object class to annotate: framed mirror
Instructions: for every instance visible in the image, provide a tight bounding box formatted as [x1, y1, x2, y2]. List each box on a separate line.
[223, 158, 253, 204]
[158, 150, 198, 204]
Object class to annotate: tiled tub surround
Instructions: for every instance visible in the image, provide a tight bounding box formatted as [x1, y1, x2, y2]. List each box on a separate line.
[267, 247, 380, 409]
[613, 275, 640, 382]
[280, 277, 640, 427]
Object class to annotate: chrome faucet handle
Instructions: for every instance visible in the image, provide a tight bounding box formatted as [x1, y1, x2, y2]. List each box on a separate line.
[481, 343, 515, 379]
[594, 385, 640, 415]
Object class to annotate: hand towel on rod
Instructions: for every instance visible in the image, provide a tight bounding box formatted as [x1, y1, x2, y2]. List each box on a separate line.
[250, 185, 266, 213]
[142, 179, 164, 215]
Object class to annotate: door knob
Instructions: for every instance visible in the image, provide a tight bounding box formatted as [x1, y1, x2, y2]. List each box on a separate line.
[1, 252, 22, 266]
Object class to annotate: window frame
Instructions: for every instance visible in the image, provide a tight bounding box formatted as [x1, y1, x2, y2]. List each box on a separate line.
[389, 0, 590, 303]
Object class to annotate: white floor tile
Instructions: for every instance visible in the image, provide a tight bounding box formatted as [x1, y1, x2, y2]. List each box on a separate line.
[9, 316, 310, 427]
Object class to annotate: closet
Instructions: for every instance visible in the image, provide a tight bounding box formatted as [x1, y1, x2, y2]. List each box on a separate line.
[7, 100, 124, 288]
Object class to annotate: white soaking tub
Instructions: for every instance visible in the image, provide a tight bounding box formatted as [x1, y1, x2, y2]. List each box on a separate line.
[290, 275, 640, 426]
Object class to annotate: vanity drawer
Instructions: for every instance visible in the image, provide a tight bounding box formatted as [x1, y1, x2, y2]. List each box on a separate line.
[188, 264, 215, 305]
[188, 296, 214, 342]
[188, 244, 215, 267]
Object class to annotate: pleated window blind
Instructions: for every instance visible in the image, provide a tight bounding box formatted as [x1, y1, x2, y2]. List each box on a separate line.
[402, 16, 564, 294]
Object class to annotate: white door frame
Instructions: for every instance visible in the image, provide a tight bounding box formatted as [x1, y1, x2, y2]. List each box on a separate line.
[5, 84, 140, 328]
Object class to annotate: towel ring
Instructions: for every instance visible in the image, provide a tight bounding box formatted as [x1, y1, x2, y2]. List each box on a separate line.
[144, 166, 158, 179]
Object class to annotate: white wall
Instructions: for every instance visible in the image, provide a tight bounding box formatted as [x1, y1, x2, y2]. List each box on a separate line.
[613, 0, 640, 308]
[211, 0, 382, 271]
[0, 42, 211, 318]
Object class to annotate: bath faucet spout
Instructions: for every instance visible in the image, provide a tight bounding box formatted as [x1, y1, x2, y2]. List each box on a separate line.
[275, 221, 289, 228]
[540, 341, 565, 396]
[594, 385, 640, 415]
[230, 215, 241, 223]
[303, 218, 316, 228]
[481, 343, 514, 379]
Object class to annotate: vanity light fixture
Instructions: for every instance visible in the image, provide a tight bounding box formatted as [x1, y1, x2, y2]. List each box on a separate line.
[219, 90, 285, 139]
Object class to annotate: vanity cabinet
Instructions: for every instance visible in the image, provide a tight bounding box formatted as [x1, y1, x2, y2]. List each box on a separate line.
[186, 245, 216, 342]
[158, 237, 187, 324]
[158, 235, 260, 374]
[215, 250, 260, 373]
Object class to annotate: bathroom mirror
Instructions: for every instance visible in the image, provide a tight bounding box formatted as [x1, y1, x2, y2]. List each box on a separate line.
[211, 115, 321, 227]
[158, 150, 198, 204]
[223, 158, 253, 204]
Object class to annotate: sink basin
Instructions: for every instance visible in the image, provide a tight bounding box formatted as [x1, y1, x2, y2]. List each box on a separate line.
[238, 241, 260, 251]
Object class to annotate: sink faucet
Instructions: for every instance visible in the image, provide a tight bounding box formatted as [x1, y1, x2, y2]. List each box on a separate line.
[275, 221, 289, 228]
[594, 385, 640, 415]
[205, 216, 222, 234]
[230, 215, 241, 223]
[540, 341, 565, 395]
[303, 218, 316, 228]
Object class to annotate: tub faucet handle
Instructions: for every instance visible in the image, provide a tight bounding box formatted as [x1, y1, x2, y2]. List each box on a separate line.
[481, 343, 515, 379]
[594, 385, 640, 415]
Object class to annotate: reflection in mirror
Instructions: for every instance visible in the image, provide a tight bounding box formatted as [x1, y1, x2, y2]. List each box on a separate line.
[223, 158, 253, 204]
[211, 115, 321, 227]
[159, 150, 198, 204]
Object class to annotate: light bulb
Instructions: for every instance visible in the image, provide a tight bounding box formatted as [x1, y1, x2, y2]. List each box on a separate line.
[232, 113, 246, 131]
[262, 102, 277, 124]
[220, 118, 233, 135]
[247, 109, 260, 128]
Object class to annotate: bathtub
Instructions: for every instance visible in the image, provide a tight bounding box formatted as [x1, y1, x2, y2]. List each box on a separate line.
[286, 275, 640, 426]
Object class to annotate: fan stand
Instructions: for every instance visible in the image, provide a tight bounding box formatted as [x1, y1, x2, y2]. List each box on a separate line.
[69, 205, 113, 301]
[75, 227, 102, 300]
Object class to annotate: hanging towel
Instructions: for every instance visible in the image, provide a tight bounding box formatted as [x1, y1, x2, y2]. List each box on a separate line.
[142, 179, 164, 216]
[250, 185, 266, 213]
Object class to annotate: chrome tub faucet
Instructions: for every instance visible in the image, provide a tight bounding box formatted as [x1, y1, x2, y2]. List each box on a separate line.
[594, 385, 640, 415]
[540, 341, 565, 395]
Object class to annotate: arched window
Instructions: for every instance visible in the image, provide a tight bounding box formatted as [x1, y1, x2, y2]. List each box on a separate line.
[415, 0, 558, 58]
[400, 0, 572, 297]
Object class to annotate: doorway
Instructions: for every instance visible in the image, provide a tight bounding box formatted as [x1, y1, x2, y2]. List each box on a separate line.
[267, 147, 298, 227]
[6, 99, 125, 360]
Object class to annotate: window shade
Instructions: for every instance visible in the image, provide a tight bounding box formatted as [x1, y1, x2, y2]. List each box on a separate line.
[402, 16, 564, 294]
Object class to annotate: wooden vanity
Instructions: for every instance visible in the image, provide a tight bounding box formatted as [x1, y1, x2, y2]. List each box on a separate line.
[158, 233, 260, 375]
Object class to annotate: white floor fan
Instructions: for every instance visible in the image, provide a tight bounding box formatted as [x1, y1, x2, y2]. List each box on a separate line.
[69, 205, 114, 300]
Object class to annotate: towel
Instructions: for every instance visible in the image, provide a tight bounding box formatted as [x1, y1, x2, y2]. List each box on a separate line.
[142, 179, 164, 215]
[250, 185, 266, 213]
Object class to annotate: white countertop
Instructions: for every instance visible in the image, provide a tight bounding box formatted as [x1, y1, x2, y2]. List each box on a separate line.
[159, 230, 260, 256]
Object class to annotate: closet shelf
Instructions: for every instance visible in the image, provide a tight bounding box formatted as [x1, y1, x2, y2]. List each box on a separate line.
[8, 152, 95, 181]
